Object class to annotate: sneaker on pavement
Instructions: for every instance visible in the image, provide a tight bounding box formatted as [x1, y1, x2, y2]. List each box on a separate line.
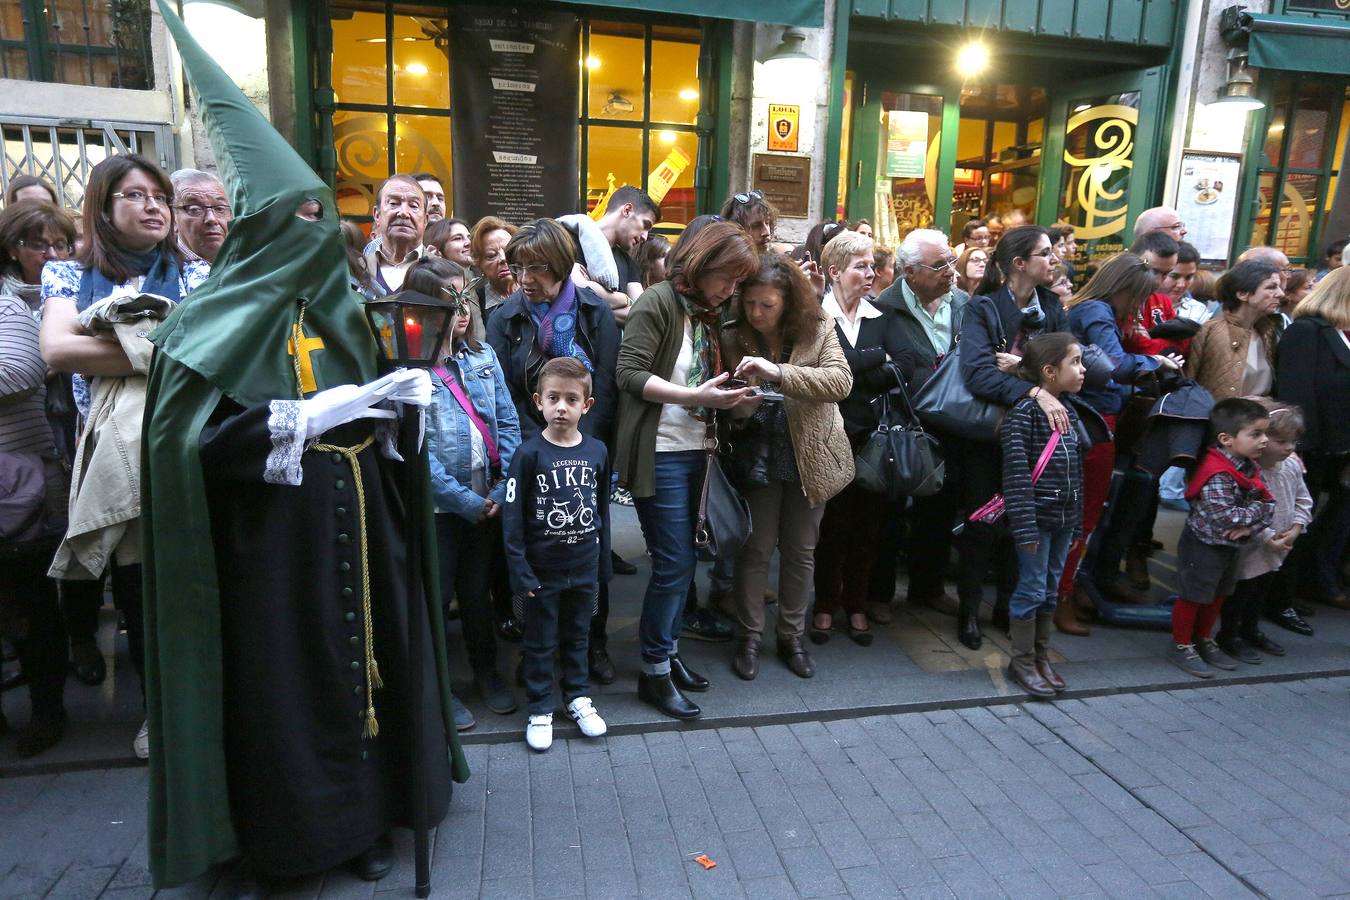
[566, 697, 607, 738]
[451, 695, 476, 732]
[134, 719, 150, 759]
[681, 608, 733, 642]
[525, 714, 553, 752]
[610, 486, 634, 507]
[1168, 643, 1213, 679]
[1195, 638, 1237, 671]
[477, 670, 518, 715]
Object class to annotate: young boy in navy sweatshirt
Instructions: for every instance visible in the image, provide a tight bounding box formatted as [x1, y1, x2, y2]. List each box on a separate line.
[503, 357, 612, 751]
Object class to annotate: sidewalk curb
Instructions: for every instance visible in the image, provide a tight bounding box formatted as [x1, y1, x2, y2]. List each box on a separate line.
[8, 665, 1346, 778]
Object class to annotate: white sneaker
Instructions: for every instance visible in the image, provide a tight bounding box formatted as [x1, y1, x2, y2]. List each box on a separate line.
[566, 697, 607, 738]
[525, 714, 553, 752]
[134, 720, 150, 760]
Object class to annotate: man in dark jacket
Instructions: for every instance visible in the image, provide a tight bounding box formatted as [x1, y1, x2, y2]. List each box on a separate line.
[871, 229, 969, 620]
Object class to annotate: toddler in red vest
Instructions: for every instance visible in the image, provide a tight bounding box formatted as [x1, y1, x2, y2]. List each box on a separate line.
[1169, 398, 1276, 678]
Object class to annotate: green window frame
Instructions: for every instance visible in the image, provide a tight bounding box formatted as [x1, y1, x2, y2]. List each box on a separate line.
[1237, 74, 1350, 267]
[0, 0, 153, 89]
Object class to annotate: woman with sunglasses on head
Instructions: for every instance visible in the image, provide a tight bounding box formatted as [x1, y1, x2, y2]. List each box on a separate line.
[411, 256, 522, 731]
[953, 224, 1071, 650]
[38, 153, 209, 760]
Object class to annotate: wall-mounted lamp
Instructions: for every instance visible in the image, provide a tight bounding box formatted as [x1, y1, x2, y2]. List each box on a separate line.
[763, 27, 816, 97]
[1211, 47, 1264, 111]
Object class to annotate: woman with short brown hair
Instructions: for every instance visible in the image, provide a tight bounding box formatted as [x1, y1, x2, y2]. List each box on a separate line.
[615, 221, 759, 719]
[470, 215, 519, 326]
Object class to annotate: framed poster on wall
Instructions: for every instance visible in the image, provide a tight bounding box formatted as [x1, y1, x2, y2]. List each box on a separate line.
[1175, 151, 1242, 263]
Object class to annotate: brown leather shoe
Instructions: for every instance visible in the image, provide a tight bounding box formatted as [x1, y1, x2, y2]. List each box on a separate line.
[732, 637, 761, 681]
[777, 635, 815, 678]
[1008, 656, 1056, 698]
[1100, 576, 1149, 605]
[1053, 595, 1090, 636]
[1035, 659, 1066, 692]
[1033, 613, 1067, 692]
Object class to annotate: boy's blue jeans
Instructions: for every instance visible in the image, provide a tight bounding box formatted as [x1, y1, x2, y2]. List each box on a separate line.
[523, 560, 597, 715]
[1011, 525, 1075, 620]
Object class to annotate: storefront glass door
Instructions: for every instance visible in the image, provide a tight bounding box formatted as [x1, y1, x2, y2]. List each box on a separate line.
[1040, 67, 1165, 269]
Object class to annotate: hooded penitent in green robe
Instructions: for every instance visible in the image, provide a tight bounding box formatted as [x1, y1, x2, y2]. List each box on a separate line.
[143, 3, 467, 888]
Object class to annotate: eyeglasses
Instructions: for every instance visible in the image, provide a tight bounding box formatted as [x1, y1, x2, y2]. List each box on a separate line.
[1165, 221, 1186, 232]
[175, 203, 233, 220]
[732, 190, 763, 205]
[914, 257, 957, 273]
[1030, 248, 1058, 259]
[17, 238, 71, 254]
[508, 263, 552, 279]
[112, 189, 169, 207]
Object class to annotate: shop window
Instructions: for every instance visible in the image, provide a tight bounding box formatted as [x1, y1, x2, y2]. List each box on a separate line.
[1248, 78, 1350, 266]
[872, 91, 943, 248]
[0, 0, 153, 89]
[1057, 90, 1140, 263]
[326, 5, 708, 227]
[950, 85, 1046, 239]
[581, 19, 703, 225]
[328, 2, 452, 223]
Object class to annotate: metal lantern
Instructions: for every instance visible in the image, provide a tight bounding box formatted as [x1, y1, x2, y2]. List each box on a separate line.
[362, 289, 457, 368]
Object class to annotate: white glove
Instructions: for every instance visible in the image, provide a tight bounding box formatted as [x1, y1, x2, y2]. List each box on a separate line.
[298, 370, 434, 441]
[384, 367, 432, 408]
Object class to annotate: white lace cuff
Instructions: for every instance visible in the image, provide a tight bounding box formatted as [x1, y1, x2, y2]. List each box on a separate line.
[265, 400, 307, 486]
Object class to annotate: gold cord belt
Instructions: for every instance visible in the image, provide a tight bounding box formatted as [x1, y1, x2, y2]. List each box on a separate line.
[311, 434, 383, 738]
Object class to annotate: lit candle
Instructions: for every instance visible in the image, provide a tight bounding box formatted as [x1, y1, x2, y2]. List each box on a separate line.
[404, 316, 422, 355]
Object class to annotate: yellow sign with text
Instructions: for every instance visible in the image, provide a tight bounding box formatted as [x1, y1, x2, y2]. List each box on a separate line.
[768, 104, 800, 153]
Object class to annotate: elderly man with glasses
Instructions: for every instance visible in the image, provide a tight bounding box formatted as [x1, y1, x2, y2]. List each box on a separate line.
[169, 168, 232, 264]
[868, 228, 970, 624]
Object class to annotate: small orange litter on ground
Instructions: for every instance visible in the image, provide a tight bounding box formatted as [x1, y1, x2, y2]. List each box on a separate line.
[691, 855, 717, 870]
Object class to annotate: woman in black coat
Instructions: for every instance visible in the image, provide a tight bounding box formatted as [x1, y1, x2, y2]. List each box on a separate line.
[955, 225, 1072, 649]
[1275, 266, 1350, 610]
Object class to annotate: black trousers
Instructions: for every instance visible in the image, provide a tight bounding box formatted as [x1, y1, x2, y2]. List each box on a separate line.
[953, 441, 1016, 617]
[867, 498, 908, 606]
[1218, 570, 1276, 644]
[0, 549, 67, 715]
[523, 561, 597, 715]
[435, 513, 498, 676]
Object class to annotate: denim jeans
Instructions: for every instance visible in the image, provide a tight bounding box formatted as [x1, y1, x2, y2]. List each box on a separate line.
[523, 561, 597, 715]
[634, 450, 704, 668]
[1010, 525, 1074, 620]
[434, 513, 497, 676]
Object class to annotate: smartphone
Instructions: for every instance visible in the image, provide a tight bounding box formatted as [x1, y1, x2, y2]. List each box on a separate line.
[722, 377, 750, 389]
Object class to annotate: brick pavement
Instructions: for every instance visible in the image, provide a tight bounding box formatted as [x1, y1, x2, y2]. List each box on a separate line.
[2, 677, 1347, 899]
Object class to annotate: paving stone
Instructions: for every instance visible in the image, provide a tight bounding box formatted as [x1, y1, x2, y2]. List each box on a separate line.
[779, 844, 847, 898]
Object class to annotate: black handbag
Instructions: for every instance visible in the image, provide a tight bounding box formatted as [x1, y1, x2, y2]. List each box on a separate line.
[693, 420, 752, 563]
[912, 333, 1008, 442]
[854, 382, 945, 499]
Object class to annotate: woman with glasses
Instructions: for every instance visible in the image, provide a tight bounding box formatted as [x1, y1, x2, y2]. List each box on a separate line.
[955, 246, 989, 297]
[953, 225, 1070, 651]
[811, 230, 914, 648]
[1061, 253, 1175, 635]
[0, 200, 76, 313]
[410, 255, 522, 730]
[38, 154, 209, 761]
[469, 216, 519, 337]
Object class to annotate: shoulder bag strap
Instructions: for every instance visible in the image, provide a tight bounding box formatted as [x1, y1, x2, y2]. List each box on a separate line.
[432, 364, 501, 469]
[1030, 429, 1061, 483]
[694, 417, 718, 546]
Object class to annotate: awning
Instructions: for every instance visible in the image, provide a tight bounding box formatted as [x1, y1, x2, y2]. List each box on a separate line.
[1248, 14, 1350, 76]
[554, 0, 824, 28]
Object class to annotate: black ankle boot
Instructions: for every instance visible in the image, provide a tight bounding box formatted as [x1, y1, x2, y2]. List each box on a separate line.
[346, 833, 394, 882]
[669, 654, 710, 692]
[958, 612, 983, 650]
[638, 672, 701, 719]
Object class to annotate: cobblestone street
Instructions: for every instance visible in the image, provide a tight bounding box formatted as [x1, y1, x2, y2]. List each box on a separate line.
[3, 677, 1347, 899]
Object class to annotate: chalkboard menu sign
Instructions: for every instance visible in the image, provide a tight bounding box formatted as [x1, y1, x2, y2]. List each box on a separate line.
[450, 8, 580, 222]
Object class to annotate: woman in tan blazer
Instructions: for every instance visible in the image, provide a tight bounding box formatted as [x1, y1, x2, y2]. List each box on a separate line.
[719, 253, 853, 681]
[1186, 260, 1283, 400]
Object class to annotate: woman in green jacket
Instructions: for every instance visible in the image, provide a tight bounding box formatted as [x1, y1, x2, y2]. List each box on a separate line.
[615, 221, 759, 719]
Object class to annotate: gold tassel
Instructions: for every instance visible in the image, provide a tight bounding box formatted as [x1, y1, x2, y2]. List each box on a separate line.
[369, 658, 384, 690]
[364, 706, 380, 739]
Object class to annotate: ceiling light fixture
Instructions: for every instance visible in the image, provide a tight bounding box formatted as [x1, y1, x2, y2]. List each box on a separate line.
[955, 41, 990, 75]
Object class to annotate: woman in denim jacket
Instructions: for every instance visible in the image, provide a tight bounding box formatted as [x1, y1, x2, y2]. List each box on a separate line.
[412, 259, 522, 730]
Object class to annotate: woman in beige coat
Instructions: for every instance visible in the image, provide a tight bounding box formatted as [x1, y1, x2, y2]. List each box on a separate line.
[720, 253, 853, 681]
[1185, 259, 1282, 400]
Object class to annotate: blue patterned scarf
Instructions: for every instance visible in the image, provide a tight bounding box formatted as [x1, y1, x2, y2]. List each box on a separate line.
[527, 278, 593, 372]
[77, 247, 183, 313]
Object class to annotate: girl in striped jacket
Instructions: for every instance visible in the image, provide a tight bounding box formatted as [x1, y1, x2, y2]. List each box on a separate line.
[1000, 333, 1086, 698]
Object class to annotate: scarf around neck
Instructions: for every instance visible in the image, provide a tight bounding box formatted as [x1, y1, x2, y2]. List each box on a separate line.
[680, 291, 722, 422]
[527, 277, 593, 372]
[1185, 448, 1273, 502]
[77, 246, 183, 312]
